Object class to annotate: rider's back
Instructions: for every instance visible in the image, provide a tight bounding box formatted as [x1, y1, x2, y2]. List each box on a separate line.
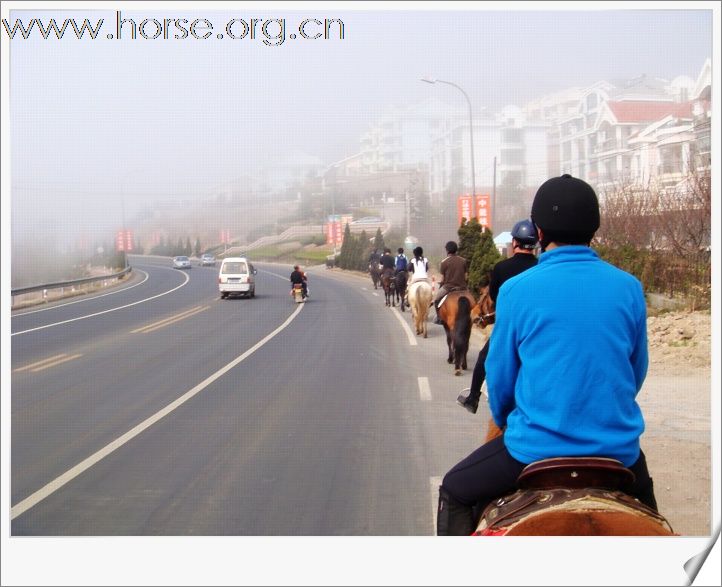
[487, 245, 647, 468]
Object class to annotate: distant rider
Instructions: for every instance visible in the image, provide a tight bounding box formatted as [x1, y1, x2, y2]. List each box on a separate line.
[433, 240, 468, 324]
[290, 265, 308, 298]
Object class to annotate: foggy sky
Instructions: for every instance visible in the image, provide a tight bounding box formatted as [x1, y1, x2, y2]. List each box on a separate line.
[7, 5, 713, 241]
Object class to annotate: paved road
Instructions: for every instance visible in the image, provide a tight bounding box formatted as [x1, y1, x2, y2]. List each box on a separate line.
[11, 257, 490, 535]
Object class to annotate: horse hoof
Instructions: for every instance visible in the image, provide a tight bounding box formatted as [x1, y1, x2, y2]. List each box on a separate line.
[447, 358, 453, 364]
[455, 370, 462, 376]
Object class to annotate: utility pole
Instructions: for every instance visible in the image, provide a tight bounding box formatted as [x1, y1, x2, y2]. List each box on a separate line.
[492, 156, 497, 231]
[405, 190, 411, 236]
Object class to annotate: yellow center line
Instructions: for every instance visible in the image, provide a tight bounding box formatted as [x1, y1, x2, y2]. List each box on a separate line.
[29, 354, 83, 372]
[14, 354, 68, 372]
[132, 305, 209, 334]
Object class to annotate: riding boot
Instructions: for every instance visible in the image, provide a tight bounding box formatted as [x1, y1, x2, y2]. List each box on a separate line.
[436, 488, 475, 536]
[456, 389, 480, 414]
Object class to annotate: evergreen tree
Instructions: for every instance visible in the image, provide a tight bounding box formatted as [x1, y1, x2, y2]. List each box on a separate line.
[176, 237, 184, 256]
[185, 237, 192, 256]
[338, 223, 353, 269]
[373, 228, 385, 252]
[468, 227, 502, 292]
[194, 237, 201, 257]
[457, 217, 483, 262]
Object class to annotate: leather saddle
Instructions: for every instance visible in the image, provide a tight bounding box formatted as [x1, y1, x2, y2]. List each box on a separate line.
[475, 457, 674, 535]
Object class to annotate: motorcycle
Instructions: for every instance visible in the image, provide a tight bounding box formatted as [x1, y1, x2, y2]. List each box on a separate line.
[291, 282, 307, 303]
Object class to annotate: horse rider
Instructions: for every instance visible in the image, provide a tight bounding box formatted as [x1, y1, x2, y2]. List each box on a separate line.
[433, 240, 468, 324]
[437, 174, 658, 535]
[379, 247, 395, 279]
[408, 246, 431, 284]
[394, 247, 408, 275]
[368, 248, 381, 269]
[457, 219, 539, 414]
[289, 264, 308, 299]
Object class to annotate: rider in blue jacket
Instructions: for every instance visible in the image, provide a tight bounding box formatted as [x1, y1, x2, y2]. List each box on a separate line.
[437, 174, 658, 535]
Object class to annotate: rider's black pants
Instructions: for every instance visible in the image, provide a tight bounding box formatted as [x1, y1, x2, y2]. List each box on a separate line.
[441, 435, 659, 516]
[469, 339, 491, 400]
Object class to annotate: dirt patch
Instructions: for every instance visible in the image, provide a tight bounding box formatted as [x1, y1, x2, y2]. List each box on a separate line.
[641, 310, 712, 535]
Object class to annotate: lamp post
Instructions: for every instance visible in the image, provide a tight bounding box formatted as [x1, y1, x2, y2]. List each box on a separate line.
[421, 76, 477, 217]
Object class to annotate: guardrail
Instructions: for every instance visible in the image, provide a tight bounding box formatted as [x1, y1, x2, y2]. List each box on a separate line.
[11, 266, 132, 297]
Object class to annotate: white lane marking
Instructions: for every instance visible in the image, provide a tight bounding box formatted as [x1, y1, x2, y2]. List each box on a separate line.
[430, 476, 442, 536]
[259, 269, 292, 282]
[391, 307, 417, 346]
[418, 377, 432, 401]
[10, 302, 305, 520]
[372, 292, 379, 297]
[362, 287, 368, 291]
[11, 269, 190, 337]
[130, 305, 208, 334]
[14, 354, 68, 372]
[11, 270, 149, 317]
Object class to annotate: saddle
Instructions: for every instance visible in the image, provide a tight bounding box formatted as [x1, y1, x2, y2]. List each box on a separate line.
[475, 457, 674, 536]
[437, 287, 471, 309]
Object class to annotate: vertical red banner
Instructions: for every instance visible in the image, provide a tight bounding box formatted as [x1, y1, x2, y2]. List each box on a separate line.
[476, 194, 491, 230]
[457, 195, 473, 225]
[124, 230, 134, 252]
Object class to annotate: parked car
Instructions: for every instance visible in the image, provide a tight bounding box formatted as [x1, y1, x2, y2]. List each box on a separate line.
[172, 255, 192, 269]
[218, 257, 256, 298]
[199, 253, 216, 266]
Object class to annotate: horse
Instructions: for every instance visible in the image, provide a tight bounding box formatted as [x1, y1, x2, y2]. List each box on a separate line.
[437, 289, 476, 375]
[381, 269, 396, 307]
[470, 420, 676, 536]
[407, 280, 433, 338]
[470, 285, 495, 329]
[368, 264, 381, 290]
[393, 270, 408, 312]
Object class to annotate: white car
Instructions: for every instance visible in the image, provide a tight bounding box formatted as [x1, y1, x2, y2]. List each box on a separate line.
[172, 256, 192, 269]
[218, 257, 256, 298]
[199, 254, 216, 266]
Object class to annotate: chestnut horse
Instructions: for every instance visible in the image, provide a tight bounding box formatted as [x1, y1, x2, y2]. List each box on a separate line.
[407, 280, 433, 338]
[470, 285, 495, 329]
[438, 289, 476, 375]
[471, 420, 676, 536]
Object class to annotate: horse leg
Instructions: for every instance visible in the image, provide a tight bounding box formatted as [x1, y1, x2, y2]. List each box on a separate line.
[445, 328, 453, 364]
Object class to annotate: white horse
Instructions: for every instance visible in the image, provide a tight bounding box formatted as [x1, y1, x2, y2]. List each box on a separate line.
[407, 280, 433, 338]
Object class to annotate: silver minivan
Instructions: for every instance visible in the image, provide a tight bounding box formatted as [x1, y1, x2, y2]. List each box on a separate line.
[218, 257, 256, 298]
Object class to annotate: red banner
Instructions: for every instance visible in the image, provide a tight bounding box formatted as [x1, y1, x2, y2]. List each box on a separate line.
[115, 230, 133, 252]
[476, 194, 491, 230]
[457, 195, 473, 225]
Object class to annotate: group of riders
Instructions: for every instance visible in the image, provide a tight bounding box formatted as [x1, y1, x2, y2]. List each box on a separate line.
[292, 174, 666, 535]
[376, 174, 665, 536]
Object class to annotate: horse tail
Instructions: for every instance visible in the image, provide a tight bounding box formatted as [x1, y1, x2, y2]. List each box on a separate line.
[453, 297, 473, 351]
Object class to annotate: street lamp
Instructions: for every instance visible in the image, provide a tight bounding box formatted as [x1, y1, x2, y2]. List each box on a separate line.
[421, 76, 477, 220]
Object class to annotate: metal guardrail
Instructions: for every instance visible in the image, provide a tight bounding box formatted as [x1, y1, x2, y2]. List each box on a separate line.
[11, 266, 132, 297]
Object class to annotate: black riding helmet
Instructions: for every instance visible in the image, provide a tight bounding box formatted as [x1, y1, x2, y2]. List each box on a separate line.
[511, 219, 538, 249]
[531, 174, 600, 244]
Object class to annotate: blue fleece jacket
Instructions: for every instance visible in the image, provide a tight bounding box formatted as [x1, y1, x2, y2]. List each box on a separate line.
[485, 246, 648, 467]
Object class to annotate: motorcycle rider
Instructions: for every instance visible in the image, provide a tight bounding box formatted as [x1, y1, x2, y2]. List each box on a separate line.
[457, 219, 539, 414]
[437, 174, 658, 535]
[290, 265, 308, 299]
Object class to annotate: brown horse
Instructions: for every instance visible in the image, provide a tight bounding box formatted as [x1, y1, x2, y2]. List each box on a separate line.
[472, 420, 676, 536]
[369, 264, 381, 289]
[381, 269, 396, 307]
[470, 285, 495, 329]
[393, 270, 408, 312]
[437, 289, 476, 375]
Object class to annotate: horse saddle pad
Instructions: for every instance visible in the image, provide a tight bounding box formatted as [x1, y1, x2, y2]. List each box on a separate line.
[475, 487, 673, 535]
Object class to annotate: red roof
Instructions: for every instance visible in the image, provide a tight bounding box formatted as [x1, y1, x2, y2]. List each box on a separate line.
[606, 101, 694, 123]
